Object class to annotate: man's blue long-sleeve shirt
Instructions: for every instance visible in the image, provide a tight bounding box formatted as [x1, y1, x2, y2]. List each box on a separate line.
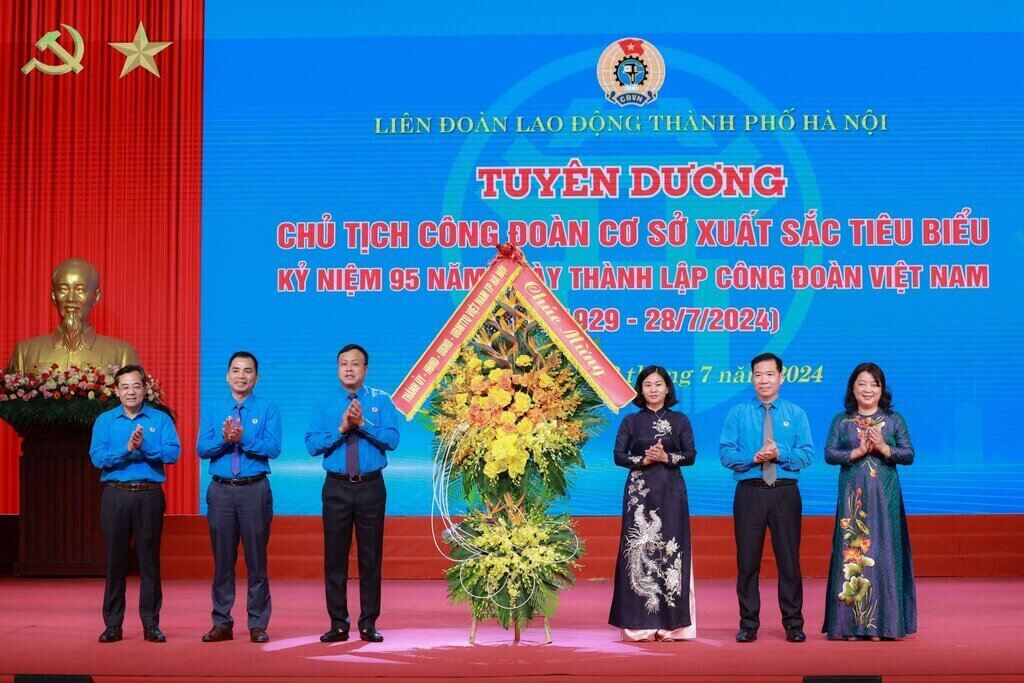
[305, 385, 400, 474]
[719, 397, 813, 481]
[89, 405, 181, 482]
[197, 393, 282, 477]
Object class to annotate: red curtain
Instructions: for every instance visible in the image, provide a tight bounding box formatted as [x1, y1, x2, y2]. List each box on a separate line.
[0, 1, 203, 514]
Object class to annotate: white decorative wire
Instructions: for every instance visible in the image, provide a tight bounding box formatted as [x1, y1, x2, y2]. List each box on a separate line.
[431, 421, 477, 561]
[549, 520, 582, 564]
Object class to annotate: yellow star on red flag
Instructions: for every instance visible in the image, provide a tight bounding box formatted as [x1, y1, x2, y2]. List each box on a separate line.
[618, 38, 645, 56]
[109, 23, 172, 78]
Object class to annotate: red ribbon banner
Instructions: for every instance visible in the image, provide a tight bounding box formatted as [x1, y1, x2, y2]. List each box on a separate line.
[393, 245, 636, 418]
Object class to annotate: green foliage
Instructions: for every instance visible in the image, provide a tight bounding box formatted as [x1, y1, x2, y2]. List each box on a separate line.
[0, 399, 173, 431]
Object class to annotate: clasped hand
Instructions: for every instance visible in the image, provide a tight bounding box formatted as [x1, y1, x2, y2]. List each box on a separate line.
[222, 417, 243, 443]
[754, 438, 779, 464]
[853, 426, 891, 460]
[126, 424, 144, 453]
[338, 399, 365, 434]
[642, 439, 669, 466]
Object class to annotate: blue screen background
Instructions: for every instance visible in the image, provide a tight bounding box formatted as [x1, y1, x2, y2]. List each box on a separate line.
[200, 2, 1023, 515]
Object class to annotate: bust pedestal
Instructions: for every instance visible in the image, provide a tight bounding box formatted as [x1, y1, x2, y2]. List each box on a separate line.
[16, 425, 105, 576]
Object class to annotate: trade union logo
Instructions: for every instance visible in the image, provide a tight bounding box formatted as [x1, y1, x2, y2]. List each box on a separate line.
[596, 37, 665, 107]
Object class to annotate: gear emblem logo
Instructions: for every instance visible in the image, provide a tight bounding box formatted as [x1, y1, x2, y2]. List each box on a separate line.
[597, 37, 665, 107]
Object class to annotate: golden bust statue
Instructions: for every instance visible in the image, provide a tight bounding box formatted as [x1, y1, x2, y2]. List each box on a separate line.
[6, 259, 140, 373]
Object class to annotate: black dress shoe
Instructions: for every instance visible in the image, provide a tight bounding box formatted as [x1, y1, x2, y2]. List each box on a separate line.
[98, 626, 123, 643]
[201, 626, 233, 642]
[144, 626, 166, 643]
[250, 627, 269, 643]
[735, 629, 757, 643]
[320, 628, 349, 643]
[359, 628, 384, 643]
[785, 627, 806, 642]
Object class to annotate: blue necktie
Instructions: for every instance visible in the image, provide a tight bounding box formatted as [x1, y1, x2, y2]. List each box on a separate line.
[346, 393, 359, 476]
[231, 403, 244, 476]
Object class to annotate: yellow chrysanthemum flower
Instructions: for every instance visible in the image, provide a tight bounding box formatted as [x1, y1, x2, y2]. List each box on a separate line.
[513, 391, 532, 413]
[489, 387, 512, 407]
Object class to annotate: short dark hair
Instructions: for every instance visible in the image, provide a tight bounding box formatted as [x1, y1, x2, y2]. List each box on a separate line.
[338, 344, 369, 364]
[114, 364, 147, 387]
[631, 365, 678, 409]
[844, 362, 893, 414]
[228, 351, 259, 374]
[750, 352, 783, 373]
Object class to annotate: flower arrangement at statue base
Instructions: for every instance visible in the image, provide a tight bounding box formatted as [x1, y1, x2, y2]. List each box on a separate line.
[0, 363, 168, 430]
[427, 289, 603, 633]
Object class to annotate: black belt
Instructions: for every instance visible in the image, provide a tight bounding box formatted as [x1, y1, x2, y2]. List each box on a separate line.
[212, 473, 268, 486]
[740, 478, 797, 489]
[327, 470, 382, 483]
[106, 481, 162, 491]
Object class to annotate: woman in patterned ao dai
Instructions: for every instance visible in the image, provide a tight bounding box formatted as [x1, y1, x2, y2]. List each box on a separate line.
[608, 366, 697, 642]
[822, 362, 917, 641]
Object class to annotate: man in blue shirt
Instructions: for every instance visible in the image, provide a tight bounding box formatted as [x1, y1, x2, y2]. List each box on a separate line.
[90, 364, 181, 644]
[306, 343, 400, 644]
[197, 351, 281, 644]
[720, 352, 813, 644]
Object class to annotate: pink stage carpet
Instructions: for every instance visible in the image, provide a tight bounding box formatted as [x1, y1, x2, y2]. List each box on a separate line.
[0, 578, 1020, 681]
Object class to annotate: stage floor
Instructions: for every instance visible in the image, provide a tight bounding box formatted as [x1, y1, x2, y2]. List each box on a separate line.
[0, 577, 1020, 682]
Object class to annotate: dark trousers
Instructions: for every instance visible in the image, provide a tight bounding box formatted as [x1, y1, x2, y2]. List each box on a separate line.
[733, 481, 804, 631]
[207, 478, 273, 630]
[100, 485, 165, 629]
[322, 476, 386, 631]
